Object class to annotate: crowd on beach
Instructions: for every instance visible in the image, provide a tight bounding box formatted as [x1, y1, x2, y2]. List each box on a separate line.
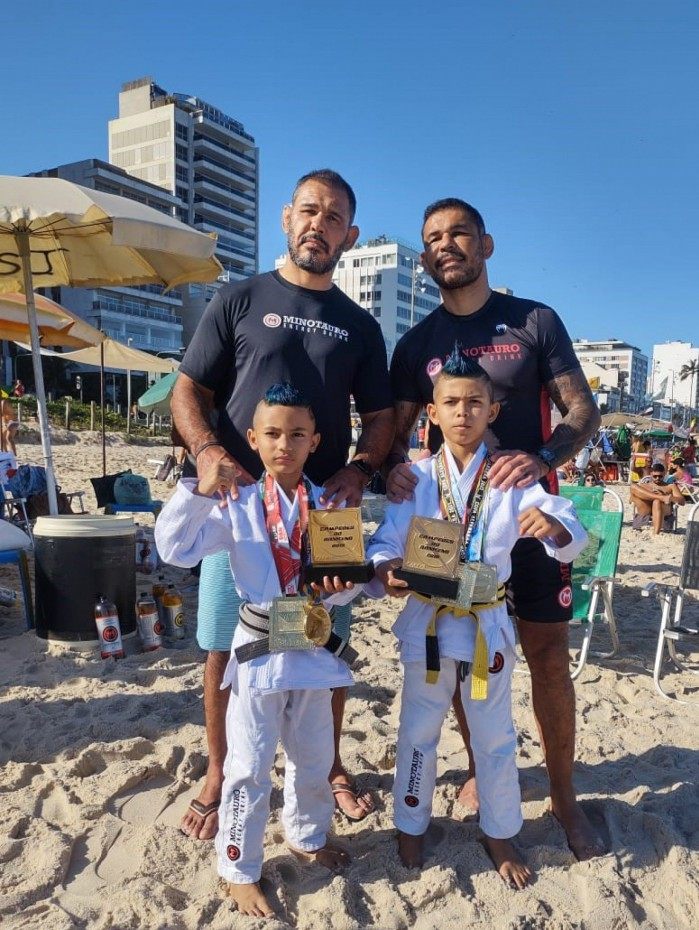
[4, 168, 697, 923]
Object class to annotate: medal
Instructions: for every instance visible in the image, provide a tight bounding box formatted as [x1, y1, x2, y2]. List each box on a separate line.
[303, 601, 332, 646]
[269, 595, 315, 653]
[471, 562, 499, 603]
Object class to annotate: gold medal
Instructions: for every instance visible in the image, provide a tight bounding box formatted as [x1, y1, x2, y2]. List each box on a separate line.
[303, 601, 332, 646]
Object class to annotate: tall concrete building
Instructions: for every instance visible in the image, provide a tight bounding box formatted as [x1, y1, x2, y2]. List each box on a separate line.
[572, 338, 648, 413]
[276, 236, 441, 359]
[29, 159, 184, 355]
[650, 341, 699, 410]
[109, 77, 258, 341]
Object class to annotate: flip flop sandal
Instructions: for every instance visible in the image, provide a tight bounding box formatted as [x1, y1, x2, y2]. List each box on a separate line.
[181, 798, 220, 837]
[331, 781, 373, 823]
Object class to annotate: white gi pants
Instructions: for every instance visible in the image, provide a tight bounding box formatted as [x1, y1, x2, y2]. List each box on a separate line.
[215, 684, 335, 883]
[394, 645, 522, 840]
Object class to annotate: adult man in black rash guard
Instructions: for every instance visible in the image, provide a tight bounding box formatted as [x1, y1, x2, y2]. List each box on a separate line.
[171, 169, 394, 839]
[386, 197, 603, 860]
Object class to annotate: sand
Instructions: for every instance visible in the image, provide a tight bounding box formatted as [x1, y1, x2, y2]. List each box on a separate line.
[0, 433, 697, 930]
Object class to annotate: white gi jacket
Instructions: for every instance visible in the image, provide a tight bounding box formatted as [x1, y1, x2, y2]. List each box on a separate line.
[155, 479, 354, 695]
[366, 443, 587, 666]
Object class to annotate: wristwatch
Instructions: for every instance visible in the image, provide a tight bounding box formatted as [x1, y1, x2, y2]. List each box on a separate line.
[536, 447, 556, 474]
[349, 458, 374, 480]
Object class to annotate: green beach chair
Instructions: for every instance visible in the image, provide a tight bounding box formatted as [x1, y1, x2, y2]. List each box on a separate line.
[560, 484, 604, 511]
[569, 491, 624, 680]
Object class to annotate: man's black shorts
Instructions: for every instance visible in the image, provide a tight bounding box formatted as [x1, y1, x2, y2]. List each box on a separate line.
[505, 537, 573, 623]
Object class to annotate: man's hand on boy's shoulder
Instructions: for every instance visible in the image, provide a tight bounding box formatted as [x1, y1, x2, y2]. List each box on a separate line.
[196, 446, 254, 502]
[386, 462, 419, 503]
[489, 449, 548, 490]
[518, 507, 571, 547]
[375, 559, 410, 598]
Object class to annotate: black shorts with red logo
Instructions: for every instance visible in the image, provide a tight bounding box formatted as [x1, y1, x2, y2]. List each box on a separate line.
[505, 537, 573, 623]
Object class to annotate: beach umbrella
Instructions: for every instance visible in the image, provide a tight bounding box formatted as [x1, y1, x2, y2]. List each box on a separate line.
[0, 293, 106, 348]
[60, 339, 179, 475]
[137, 371, 179, 417]
[0, 174, 221, 513]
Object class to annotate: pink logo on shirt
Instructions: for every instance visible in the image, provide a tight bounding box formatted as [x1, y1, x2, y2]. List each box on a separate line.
[426, 358, 443, 380]
[263, 313, 282, 328]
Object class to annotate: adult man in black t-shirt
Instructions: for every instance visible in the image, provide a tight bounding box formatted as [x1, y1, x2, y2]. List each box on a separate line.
[387, 198, 603, 860]
[171, 170, 394, 849]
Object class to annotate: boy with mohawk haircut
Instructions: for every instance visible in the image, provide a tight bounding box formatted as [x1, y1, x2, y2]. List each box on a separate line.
[365, 348, 587, 887]
[156, 382, 357, 918]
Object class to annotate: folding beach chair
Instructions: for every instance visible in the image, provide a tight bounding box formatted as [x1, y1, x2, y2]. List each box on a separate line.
[560, 485, 605, 511]
[642, 502, 699, 704]
[569, 490, 624, 680]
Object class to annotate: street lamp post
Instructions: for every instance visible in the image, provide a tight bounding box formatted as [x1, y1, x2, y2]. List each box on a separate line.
[407, 256, 427, 328]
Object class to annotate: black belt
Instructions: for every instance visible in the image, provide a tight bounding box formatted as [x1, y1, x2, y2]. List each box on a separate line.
[235, 602, 358, 667]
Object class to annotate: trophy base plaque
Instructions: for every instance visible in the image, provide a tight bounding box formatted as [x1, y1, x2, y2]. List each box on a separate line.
[393, 567, 458, 600]
[305, 561, 375, 584]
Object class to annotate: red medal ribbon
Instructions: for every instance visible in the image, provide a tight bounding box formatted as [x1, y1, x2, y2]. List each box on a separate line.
[262, 472, 311, 596]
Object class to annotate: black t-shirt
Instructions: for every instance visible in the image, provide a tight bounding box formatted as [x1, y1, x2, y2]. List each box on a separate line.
[179, 271, 391, 485]
[390, 290, 581, 454]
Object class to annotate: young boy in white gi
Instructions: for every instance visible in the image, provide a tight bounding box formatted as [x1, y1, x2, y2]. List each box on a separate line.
[155, 383, 356, 918]
[367, 351, 587, 887]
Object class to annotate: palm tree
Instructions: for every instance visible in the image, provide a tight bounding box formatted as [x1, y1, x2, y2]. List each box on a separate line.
[679, 359, 699, 426]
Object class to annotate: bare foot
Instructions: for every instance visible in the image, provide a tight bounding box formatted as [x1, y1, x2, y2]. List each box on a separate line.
[482, 835, 532, 890]
[180, 776, 223, 840]
[330, 767, 375, 822]
[397, 831, 424, 869]
[550, 797, 606, 860]
[288, 842, 351, 870]
[224, 881, 274, 917]
[456, 774, 479, 813]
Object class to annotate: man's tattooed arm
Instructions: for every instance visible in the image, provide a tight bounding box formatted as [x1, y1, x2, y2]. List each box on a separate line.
[543, 368, 601, 468]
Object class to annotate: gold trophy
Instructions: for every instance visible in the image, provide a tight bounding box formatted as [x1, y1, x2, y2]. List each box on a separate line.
[393, 516, 463, 600]
[305, 507, 375, 583]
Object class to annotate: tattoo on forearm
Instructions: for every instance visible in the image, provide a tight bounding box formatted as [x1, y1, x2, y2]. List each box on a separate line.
[390, 401, 423, 457]
[544, 370, 601, 467]
[171, 377, 217, 454]
[355, 408, 395, 469]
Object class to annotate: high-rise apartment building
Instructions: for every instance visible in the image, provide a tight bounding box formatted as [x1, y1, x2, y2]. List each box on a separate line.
[572, 338, 648, 413]
[29, 159, 184, 354]
[109, 77, 258, 341]
[650, 341, 699, 409]
[276, 236, 441, 359]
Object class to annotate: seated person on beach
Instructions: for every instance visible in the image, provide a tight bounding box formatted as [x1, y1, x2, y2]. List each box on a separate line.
[630, 463, 686, 533]
[0, 398, 19, 457]
[363, 351, 587, 888]
[155, 383, 355, 919]
[681, 437, 696, 465]
[630, 439, 651, 482]
[667, 457, 694, 490]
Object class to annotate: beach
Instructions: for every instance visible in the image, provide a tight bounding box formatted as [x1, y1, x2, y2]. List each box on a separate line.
[1, 433, 697, 930]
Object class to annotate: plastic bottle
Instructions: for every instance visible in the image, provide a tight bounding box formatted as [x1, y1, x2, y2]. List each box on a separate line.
[136, 592, 163, 652]
[162, 584, 185, 639]
[94, 594, 124, 659]
[138, 536, 157, 575]
[152, 574, 167, 626]
[134, 524, 145, 568]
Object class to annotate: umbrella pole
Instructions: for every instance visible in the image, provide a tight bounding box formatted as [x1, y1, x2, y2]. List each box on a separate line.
[100, 341, 106, 476]
[15, 229, 59, 516]
[126, 366, 131, 436]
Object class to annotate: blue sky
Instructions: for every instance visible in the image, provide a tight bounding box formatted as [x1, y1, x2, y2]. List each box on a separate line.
[3, 0, 697, 358]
